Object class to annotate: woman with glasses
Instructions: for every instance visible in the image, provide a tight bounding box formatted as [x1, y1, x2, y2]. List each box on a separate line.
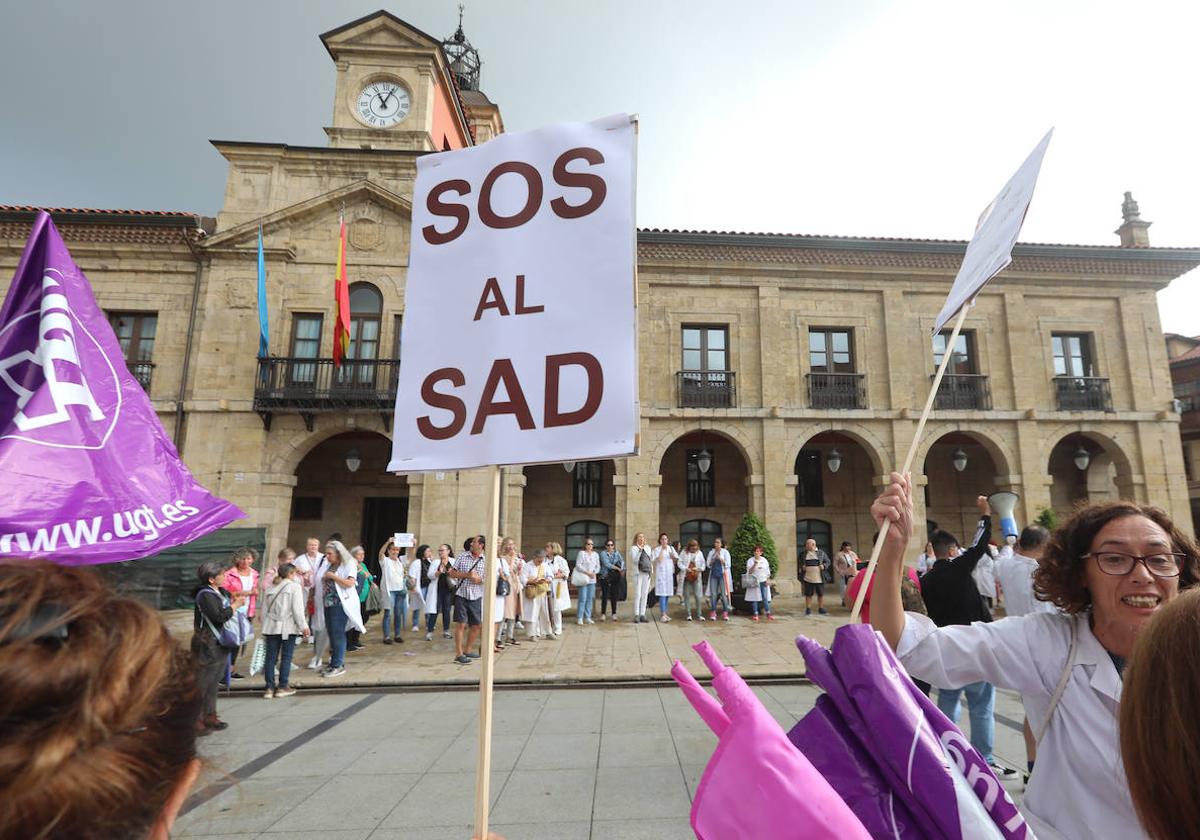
[575, 538, 600, 625]
[867, 473, 1199, 840]
[598, 539, 624, 621]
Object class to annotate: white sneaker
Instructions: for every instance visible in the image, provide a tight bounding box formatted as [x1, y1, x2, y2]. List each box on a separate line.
[586, 619, 595, 625]
[686, 615, 693, 621]
[322, 667, 346, 678]
[577, 618, 584, 625]
[516, 621, 524, 629]
[699, 615, 706, 621]
[424, 631, 432, 641]
[989, 763, 1020, 781]
[307, 658, 322, 671]
[411, 625, 419, 633]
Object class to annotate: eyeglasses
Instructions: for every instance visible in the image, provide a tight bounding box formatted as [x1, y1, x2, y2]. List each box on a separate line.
[1084, 552, 1186, 578]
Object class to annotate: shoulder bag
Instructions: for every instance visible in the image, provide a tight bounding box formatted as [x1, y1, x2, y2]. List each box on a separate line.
[496, 566, 511, 597]
[570, 566, 590, 587]
[636, 547, 652, 574]
[451, 557, 483, 596]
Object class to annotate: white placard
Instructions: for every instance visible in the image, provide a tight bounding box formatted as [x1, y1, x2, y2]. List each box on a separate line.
[388, 114, 638, 472]
[394, 532, 414, 548]
[932, 129, 1053, 335]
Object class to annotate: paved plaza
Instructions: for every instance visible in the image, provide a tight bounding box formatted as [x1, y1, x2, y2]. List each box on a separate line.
[177, 684, 1030, 839]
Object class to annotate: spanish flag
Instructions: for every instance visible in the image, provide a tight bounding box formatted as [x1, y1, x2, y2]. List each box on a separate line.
[333, 213, 351, 367]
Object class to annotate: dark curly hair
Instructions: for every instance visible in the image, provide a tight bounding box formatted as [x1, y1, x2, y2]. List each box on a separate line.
[1033, 501, 1200, 613]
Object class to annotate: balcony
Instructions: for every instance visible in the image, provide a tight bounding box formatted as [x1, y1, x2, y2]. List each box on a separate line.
[932, 373, 992, 411]
[254, 357, 399, 430]
[127, 361, 154, 393]
[677, 370, 736, 408]
[1053, 376, 1113, 412]
[807, 372, 866, 410]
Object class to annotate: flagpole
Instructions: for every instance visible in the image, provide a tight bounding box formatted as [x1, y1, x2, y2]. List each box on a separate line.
[474, 463, 502, 838]
[850, 304, 970, 623]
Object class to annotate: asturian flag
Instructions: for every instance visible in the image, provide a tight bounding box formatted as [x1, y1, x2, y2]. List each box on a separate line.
[0, 212, 244, 564]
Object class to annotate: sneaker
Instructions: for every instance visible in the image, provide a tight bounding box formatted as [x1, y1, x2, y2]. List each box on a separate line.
[577, 618, 584, 625]
[443, 631, 453, 639]
[818, 608, 828, 616]
[394, 636, 404, 644]
[230, 672, 245, 681]
[752, 614, 760, 622]
[307, 659, 322, 671]
[722, 612, 730, 622]
[516, 621, 524, 629]
[699, 615, 706, 621]
[686, 614, 693, 621]
[989, 763, 1021, 781]
[411, 625, 419, 633]
[639, 615, 649, 623]
[424, 632, 433, 641]
[383, 638, 394, 645]
[662, 615, 672, 622]
[454, 654, 472, 664]
[322, 667, 346, 678]
[274, 686, 297, 698]
[263, 689, 275, 699]
[709, 611, 717, 621]
[204, 717, 229, 731]
[466, 651, 481, 659]
[805, 608, 812, 616]
[600, 614, 607, 622]
[586, 618, 595, 625]
[767, 614, 776, 621]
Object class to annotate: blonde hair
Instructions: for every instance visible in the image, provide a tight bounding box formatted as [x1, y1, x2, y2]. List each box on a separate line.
[0, 562, 200, 838]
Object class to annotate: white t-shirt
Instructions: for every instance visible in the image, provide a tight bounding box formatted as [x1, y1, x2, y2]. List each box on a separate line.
[236, 573, 252, 612]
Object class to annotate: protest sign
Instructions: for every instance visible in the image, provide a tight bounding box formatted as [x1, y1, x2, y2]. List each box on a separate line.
[0, 212, 244, 564]
[388, 113, 638, 473]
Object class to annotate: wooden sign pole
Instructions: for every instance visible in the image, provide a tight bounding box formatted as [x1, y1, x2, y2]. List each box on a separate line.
[850, 304, 970, 622]
[474, 464, 503, 838]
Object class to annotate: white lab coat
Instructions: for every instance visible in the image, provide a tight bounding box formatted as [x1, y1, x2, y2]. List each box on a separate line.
[549, 554, 571, 612]
[520, 561, 552, 633]
[994, 553, 1057, 618]
[311, 557, 329, 632]
[897, 611, 1135, 840]
[742, 555, 771, 602]
[651, 545, 678, 596]
[423, 561, 443, 615]
[330, 559, 365, 633]
[406, 558, 426, 613]
[973, 548, 997, 599]
[380, 556, 406, 594]
[677, 550, 706, 575]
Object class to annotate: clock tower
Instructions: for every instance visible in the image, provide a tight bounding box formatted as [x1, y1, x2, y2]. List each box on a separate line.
[319, 11, 473, 152]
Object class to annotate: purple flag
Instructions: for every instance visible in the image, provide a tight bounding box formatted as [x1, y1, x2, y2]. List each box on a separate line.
[0, 212, 244, 564]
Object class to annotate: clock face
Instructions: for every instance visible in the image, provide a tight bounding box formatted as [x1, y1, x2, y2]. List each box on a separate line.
[356, 81, 411, 128]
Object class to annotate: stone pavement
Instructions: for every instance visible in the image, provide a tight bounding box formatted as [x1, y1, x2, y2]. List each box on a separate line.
[165, 593, 845, 688]
[176, 684, 1030, 839]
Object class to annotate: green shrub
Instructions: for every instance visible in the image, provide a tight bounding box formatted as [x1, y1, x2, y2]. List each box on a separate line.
[1034, 507, 1058, 531]
[728, 512, 779, 584]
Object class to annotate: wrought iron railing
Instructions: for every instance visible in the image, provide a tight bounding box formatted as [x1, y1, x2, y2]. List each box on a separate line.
[932, 373, 991, 410]
[127, 361, 154, 392]
[254, 357, 399, 428]
[807, 372, 866, 409]
[677, 370, 736, 408]
[1053, 376, 1113, 412]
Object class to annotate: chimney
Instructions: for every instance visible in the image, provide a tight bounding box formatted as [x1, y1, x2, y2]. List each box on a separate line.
[1115, 191, 1152, 248]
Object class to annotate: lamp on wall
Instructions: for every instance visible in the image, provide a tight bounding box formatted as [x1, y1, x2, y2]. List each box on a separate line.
[1073, 445, 1091, 471]
[696, 448, 712, 475]
[826, 447, 843, 474]
[345, 449, 362, 473]
[951, 448, 968, 473]
[562, 461, 576, 473]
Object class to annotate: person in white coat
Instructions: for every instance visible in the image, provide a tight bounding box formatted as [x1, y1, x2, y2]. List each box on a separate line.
[520, 550, 553, 640]
[378, 538, 408, 645]
[307, 552, 331, 671]
[545, 542, 571, 636]
[974, 542, 998, 612]
[705, 538, 732, 621]
[743, 545, 774, 621]
[260, 562, 310, 698]
[406, 545, 427, 632]
[868, 471, 1200, 840]
[319, 540, 364, 679]
[629, 532, 653, 624]
[652, 533, 679, 622]
[678, 539, 706, 621]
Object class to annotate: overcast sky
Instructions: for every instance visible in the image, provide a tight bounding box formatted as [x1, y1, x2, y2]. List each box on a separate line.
[2, 0, 1196, 333]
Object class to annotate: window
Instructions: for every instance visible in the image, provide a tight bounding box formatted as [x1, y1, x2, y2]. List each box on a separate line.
[341, 283, 382, 387]
[565, 520, 609, 567]
[686, 449, 715, 507]
[796, 519, 832, 576]
[1052, 333, 1095, 378]
[795, 449, 824, 507]
[809, 328, 854, 373]
[289, 314, 323, 384]
[107, 312, 157, 363]
[682, 326, 728, 371]
[932, 330, 977, 374]
[291, 496, 323, 520]
[573, 461, 603, 508]
[679, 519, 722, 555]
[1174, 378, 1200, 412]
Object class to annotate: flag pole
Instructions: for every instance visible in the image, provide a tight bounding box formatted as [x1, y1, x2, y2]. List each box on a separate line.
[474, 463, 502, 838]
[850, 303, 970, 623]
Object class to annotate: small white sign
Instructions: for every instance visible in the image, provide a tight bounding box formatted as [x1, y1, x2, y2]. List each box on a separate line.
[394, 532, 415, 547]
[388, 113, 639, 472]
[932, 129, 1053, 334]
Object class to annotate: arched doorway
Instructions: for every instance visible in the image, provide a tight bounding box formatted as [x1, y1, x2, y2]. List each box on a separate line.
[521, 460, 616, 559]
[1048, 432, 1130, 518]
[794, 432, 875, 580]
[286, 430, 407, 569]
[922, 432, 1000, 543]
[658, 430, 750, 552]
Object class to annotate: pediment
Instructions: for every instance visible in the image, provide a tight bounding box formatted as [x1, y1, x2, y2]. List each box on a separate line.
[201, 180, 412, 253]
[320, 11, 441, 58]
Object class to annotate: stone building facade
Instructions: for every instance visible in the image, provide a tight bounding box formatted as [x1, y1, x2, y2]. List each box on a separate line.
[2, 12, 1198, 586]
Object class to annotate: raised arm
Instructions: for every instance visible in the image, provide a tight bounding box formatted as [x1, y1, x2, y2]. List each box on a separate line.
[867, 471, 913, 650]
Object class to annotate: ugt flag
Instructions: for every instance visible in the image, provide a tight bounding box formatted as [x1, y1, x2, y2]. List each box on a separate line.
[0, 212, 244, 564]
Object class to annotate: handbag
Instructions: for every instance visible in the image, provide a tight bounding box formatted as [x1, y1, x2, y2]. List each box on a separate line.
[636, 548, 651, 574]
[685, 563, 700, 583]
[524, 579, 551, 599]
[496, 575, 511, 597]
[741, 573, 759, 590]
[365, 580, 384, 614]
[570, 567, 590, 587]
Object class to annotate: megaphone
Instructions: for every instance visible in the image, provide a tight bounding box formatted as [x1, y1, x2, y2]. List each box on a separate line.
[988, 491, 1020, 540]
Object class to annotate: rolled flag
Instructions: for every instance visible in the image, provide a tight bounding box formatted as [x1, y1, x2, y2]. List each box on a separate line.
[671, 641, 870, 840]
[0, 212, 244, 564]
[790, 625, 1029, 839]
